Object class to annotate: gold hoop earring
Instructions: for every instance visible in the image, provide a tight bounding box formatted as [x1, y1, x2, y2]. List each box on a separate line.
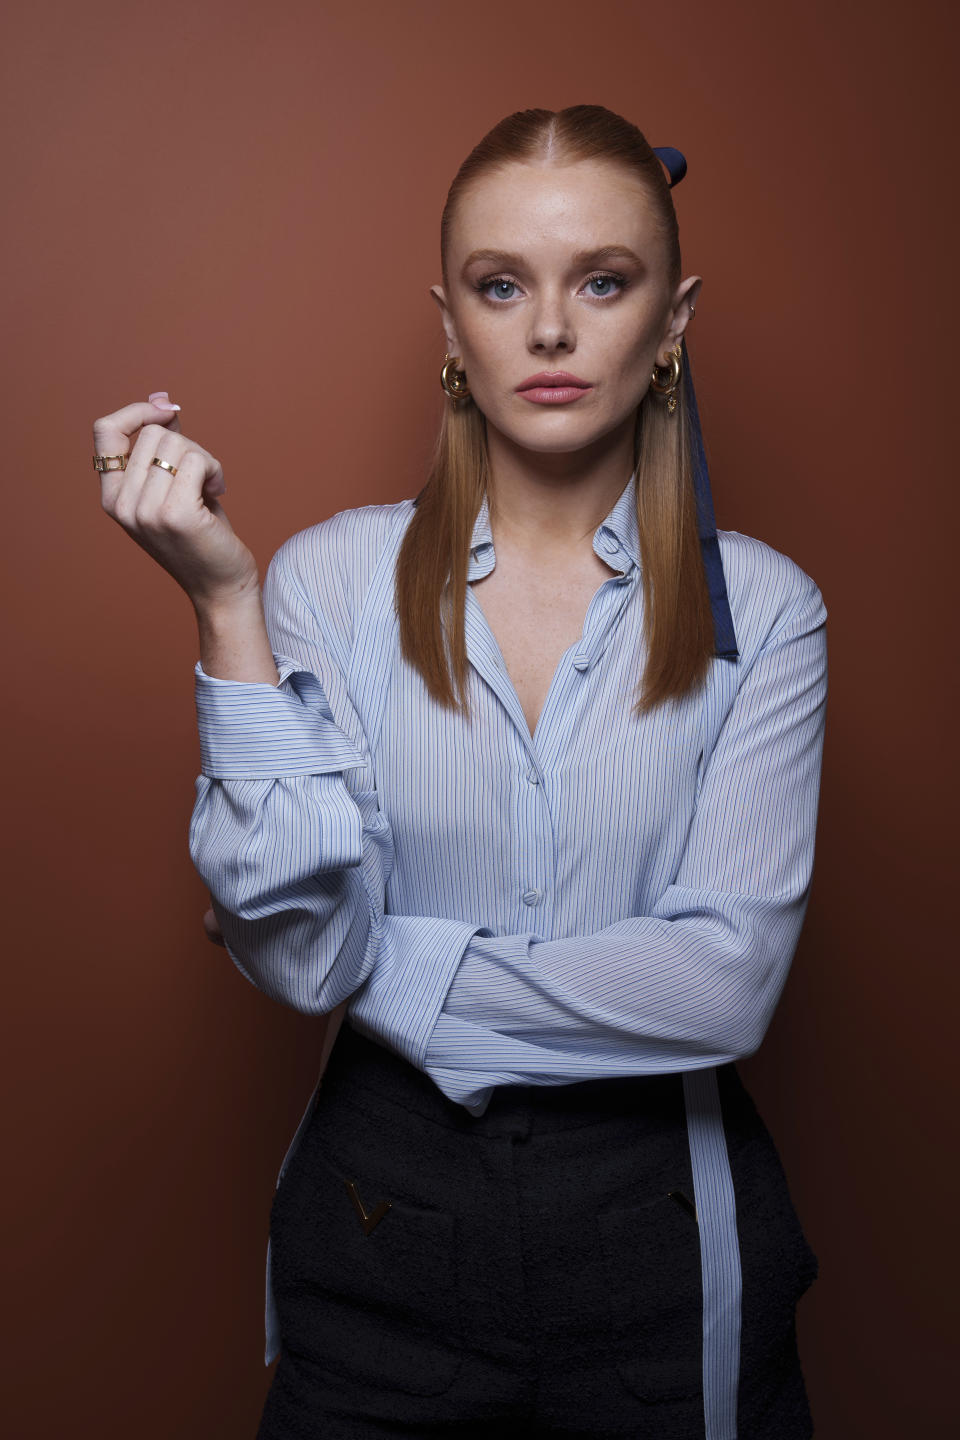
[440, 352, 471, 402]
[650, 343, 682, 414]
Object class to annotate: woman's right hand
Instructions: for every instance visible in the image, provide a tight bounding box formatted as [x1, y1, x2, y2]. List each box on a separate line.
[94, 393, 260, 609]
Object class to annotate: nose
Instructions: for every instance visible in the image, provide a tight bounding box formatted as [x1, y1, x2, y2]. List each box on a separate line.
[527, 286, 576, 355]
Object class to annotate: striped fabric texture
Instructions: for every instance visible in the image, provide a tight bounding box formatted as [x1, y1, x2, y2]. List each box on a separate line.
[188, 471, 827, 1435]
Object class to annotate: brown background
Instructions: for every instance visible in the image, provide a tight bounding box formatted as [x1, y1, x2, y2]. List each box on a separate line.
[2, 0, 954, 1434]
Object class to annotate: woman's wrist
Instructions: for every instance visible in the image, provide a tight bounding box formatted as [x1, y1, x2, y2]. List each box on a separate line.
[193, 587, 281, 685]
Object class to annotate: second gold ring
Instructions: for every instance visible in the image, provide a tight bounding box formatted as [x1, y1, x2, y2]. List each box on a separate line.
[151, 456, 178, 476]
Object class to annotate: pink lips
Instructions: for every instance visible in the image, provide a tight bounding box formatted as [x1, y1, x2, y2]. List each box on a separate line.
[516, 370, 593, 405]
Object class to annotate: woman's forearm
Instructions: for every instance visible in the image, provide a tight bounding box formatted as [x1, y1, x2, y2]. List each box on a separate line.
[193, 588, 280, 685]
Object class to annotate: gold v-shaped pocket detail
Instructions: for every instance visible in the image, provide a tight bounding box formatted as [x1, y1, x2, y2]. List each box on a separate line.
[667, 1188, 698, 1223]
[344, 1177, 393, 1235]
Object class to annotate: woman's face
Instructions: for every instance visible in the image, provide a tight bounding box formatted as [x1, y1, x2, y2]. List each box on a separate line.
[432, 158, 701, 458]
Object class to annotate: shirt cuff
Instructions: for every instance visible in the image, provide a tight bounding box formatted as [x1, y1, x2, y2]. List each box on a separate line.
[194, 655, 368, 779]
[346, 915, 487, 1069]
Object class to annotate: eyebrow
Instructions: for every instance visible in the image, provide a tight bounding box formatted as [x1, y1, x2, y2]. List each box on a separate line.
[460, 245, 645, 276]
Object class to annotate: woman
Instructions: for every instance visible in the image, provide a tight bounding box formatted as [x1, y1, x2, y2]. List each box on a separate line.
[94, 105, 826, 1438]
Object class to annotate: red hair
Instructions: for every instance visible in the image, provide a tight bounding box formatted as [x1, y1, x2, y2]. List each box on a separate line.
[396, 104, 713, 719]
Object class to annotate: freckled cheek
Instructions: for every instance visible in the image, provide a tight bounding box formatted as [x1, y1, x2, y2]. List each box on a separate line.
[598, 330, 658, 405]
[457, 328, 517, 405]
[612, 313, 658, 363]
[458, 317, 510, 374]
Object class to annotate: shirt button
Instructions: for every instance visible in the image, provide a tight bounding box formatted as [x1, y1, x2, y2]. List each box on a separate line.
[522, 888, 542, 905]
[526, 770, 539, 784]
[572, 657, 589, 671]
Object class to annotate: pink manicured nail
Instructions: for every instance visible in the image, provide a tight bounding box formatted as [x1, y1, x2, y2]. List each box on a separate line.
[148, 390, 168, 400]
[153, 399, 181, 411]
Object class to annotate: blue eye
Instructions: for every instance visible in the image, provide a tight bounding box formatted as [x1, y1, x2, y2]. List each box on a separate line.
[479, 277, 519, 301]
[475, 271, 628, 303]
[586, 273, 624, 297]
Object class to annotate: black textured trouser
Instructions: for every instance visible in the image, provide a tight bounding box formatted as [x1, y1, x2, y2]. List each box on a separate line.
[257, 1019, 817, 1438]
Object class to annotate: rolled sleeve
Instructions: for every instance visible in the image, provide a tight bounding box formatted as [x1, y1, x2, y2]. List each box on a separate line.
[194, 655, 368, 779]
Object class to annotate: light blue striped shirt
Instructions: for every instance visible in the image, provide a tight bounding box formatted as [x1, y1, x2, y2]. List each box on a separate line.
[188, 470, 827, 1435]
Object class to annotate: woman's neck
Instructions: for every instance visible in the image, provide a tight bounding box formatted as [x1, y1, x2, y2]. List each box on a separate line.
[484, 419, 635, 560]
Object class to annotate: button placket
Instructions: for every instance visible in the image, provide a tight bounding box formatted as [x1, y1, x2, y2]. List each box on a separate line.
[514, 747, 552, 926]
[571, 570, 637, 680]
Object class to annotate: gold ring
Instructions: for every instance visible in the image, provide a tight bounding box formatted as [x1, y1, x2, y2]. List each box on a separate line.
[92, 454, 127, 472]
[151, 456, 178, 476]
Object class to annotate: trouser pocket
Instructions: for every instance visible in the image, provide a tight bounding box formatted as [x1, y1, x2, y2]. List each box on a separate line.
[269, 1110, 465, 1398]
[595, 1187, 704, 1404]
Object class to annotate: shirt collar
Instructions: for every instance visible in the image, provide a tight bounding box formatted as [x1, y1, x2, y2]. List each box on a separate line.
[469, 470, 640, 576]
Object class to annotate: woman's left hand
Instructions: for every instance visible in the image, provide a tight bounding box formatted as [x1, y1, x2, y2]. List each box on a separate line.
[203, 905, 226, 946]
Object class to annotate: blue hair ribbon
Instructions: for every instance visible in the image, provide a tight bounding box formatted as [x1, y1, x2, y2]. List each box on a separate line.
[681, 336, 738, 658]
[651, 145, 688, 188]
[654, 145, 739, 660]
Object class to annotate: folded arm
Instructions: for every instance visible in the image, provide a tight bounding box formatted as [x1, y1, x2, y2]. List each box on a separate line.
[348, 575, 828, 1113]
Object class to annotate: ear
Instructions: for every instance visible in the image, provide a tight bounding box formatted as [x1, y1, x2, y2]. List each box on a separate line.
[656, 275, 702, 366]
[430, 284, 461, 356]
